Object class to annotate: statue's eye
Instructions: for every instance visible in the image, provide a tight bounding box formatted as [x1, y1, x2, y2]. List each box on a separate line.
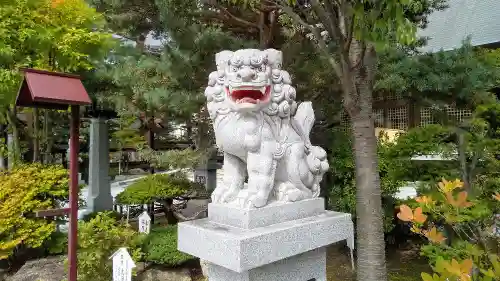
[230, 66, 238, 72]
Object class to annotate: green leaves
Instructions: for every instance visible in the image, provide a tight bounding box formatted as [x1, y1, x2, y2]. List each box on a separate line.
[115, 173, 193, 204]
[0, 163, 70, 259]
[76, 212, 144, 281]
[376, 42, 500, 107]
[0, 0, 113, 132]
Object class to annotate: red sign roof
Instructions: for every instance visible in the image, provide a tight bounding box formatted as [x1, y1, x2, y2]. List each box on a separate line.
[16, 68, 92, 109]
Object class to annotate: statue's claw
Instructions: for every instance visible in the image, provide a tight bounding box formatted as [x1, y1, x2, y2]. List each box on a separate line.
[237, 192, 268, 209]
[212, 185, 242, 204]
[211, 187, 226, 203]
[275, 182, 311, 203]
[283, 188, 303, 202]
[220, 186, 240, 203]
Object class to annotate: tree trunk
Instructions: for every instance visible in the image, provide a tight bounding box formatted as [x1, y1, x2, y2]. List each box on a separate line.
[6, 108, 21, 167]
[186, 118, 193, 141]
[351, 114, 387, 281]
[0, 124, 6, 169]
[258, 2, 278, 49]
[457, 131, 471, 192]
[43, 110, 54, 163]
[33, 108, 40, 162]
[344, 43, 387, 281]
[162, 198, 178, 225]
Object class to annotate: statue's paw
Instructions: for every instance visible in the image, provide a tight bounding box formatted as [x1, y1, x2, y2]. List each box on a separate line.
[220, 186, 240, 203]
[238, 192, 268, 209]
[251, 194, 268, 208]
[234, 190, 248, 207]
[276, 182, 312, 202]
[283, 188, 303, 202]
[211, 187, 226, 203]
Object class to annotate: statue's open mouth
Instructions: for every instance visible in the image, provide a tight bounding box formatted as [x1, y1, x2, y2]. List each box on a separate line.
[226, 85, 271, 104]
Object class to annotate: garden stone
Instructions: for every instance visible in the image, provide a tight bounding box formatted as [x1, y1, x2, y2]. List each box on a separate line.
[6, 256, 65, 281]
[199, 260, 209, 278]
[137, 267, 191, 281]
[178, 49, 354, 281]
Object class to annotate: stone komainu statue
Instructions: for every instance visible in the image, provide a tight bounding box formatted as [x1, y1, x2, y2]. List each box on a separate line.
[204, 49, 329, 208]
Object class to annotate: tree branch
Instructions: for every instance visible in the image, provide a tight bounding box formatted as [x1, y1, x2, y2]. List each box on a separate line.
[275, 0, 342, 78]
[257, 0, 280, 12]
[344, 15, 355, 52]
[309, 0, 345, 45]
[204, 2, 260, 29]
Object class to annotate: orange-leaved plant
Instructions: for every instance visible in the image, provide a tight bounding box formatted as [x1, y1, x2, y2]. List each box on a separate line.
[397, 179, 499, 281]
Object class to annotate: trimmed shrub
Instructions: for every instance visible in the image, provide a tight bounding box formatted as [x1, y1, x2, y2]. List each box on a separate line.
[0, 164, 69, 260]
[115, 172, 191, 204]
[115, 172, 195, 224]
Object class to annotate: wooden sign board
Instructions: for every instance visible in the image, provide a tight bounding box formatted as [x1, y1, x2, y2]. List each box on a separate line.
[138, 211, 151, 234]
[110, 248, 136, 281]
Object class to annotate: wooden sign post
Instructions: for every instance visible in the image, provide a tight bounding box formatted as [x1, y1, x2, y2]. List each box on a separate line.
[138, 211, 151, 234]
[110, 248, 136, 281]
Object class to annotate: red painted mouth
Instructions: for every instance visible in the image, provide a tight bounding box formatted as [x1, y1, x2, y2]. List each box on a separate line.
[226, 86, 271, 104]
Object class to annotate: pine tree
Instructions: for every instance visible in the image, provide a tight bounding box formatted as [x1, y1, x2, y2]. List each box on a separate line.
[89, 0, 255, 168]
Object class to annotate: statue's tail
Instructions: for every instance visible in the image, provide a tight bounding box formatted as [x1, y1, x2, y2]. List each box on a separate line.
[292, 102, 315, 147]
[292, 102, 330, 197]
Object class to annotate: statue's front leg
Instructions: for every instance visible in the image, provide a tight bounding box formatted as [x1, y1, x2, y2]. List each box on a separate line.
[243, 149, 275, 208]
[211, 153, 246, 204]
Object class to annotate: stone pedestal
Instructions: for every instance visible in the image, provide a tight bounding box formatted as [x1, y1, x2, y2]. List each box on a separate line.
[87, 118, 113, 212]
[178, 198, 354, 281]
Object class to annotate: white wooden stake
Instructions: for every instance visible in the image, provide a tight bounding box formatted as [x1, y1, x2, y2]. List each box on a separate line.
[138, 211, 151, 234]
[110, 247, 136, 281]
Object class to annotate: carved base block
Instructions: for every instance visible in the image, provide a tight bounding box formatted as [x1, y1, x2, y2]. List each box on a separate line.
[208, 198, 326, 229]
[178, 199, 354, 280]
